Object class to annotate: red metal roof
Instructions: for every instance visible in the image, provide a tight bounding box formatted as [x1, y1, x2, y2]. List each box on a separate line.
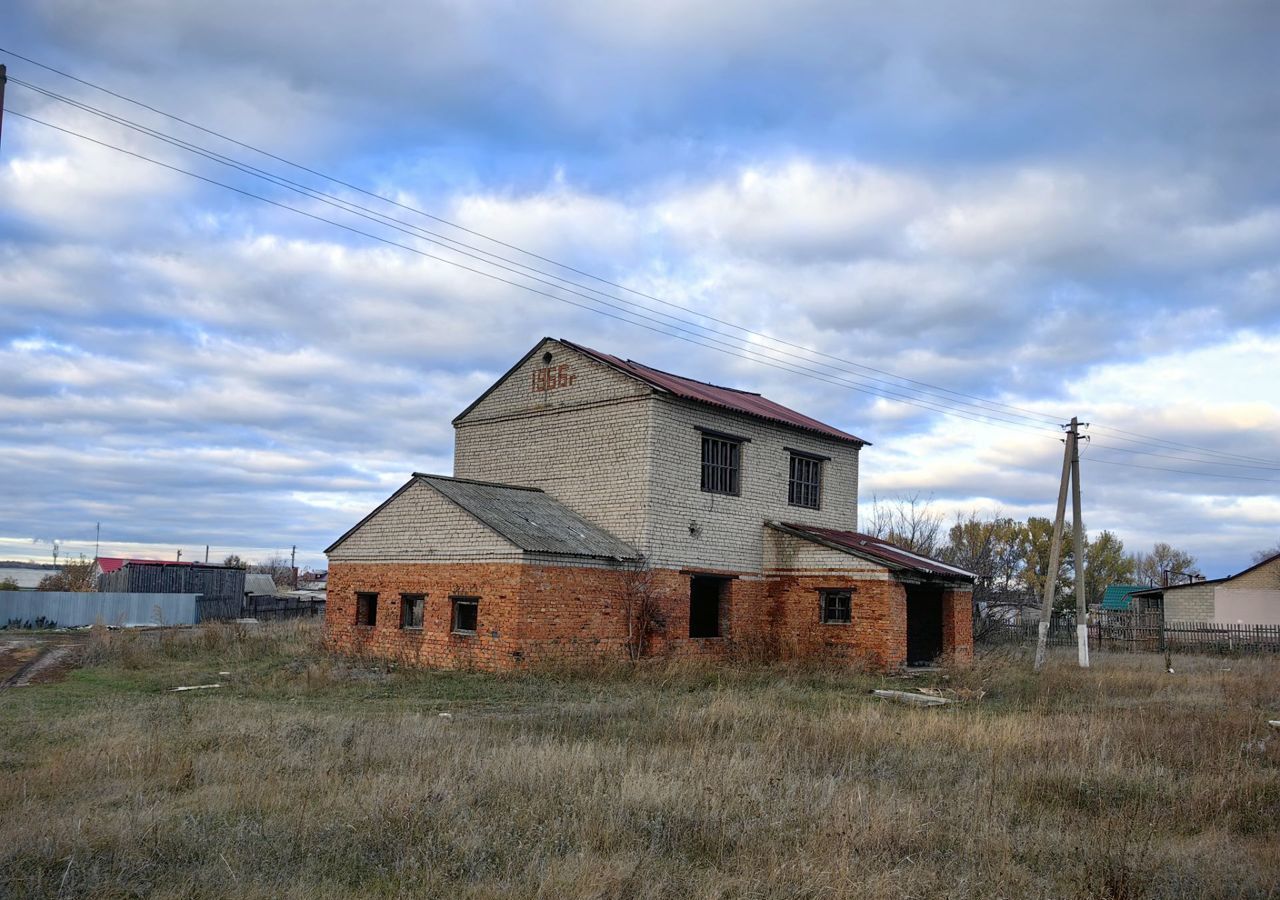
[96, 557, 193, 574]
[560, 339, 868, 445]
[776, 524, 975, 581]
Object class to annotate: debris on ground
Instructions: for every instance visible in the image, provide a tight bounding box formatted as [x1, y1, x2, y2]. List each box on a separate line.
[169, 683, 222, 692]
[872, 689, 950, 707]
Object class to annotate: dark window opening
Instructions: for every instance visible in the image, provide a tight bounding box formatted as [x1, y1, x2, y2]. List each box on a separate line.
[788, 453, 823, 509]
[400, 593, 424, 629]
[451, 597, 479, 635]
[355, 592, 378, 627]
[820, 589, 852, 624]
[701, 435, 741, 495]
[689, 576, 726, 638]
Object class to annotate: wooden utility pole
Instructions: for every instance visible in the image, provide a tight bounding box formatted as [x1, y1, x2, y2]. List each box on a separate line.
[1071, 420, 1089, 667]
[1034, 420, 1076, 671]
[0, 64, 7, 152]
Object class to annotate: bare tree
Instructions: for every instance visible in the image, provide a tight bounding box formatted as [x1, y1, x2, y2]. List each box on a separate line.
[249, 553, 295, 590]
[863, 493, 944, 557]
[37, 556, 97, 592]
[1129, 542, 1199, 586]
[620, 558, 666, 661]
[1251, 543, 1280, 565]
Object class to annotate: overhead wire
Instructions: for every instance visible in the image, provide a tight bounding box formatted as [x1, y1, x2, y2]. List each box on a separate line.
[7, 74, 1075, 434]
[3, 47, 1278, 476]
[5, 108, 1078, 440]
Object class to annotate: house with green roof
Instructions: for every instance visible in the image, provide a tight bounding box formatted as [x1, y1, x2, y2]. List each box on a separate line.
[1100, 584, 1149, 611]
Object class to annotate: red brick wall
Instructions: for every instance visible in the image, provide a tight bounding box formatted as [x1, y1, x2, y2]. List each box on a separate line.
[327, 561, 972, 671]
[765, 575, 908, 670]
[941, 587, 974, 664]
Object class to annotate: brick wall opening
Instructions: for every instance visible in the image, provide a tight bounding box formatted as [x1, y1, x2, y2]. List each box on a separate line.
[690, 575, 728, 638]
[906, 584, 943, 665]
[356, 592, 378, 627]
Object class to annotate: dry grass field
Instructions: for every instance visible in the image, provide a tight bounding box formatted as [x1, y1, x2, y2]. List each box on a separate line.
[1, 621, 1277, 899]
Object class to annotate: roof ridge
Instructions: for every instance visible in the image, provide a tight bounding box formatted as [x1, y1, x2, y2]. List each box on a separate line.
[414, 472, 544, 492]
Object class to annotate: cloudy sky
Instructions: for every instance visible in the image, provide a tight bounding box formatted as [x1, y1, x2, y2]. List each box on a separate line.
[1, 1, 1278, 574]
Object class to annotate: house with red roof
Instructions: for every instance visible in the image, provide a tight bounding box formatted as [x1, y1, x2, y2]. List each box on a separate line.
[325, 337, 973, 670]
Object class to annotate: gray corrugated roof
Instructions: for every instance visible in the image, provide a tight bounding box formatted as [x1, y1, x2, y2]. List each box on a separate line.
[417, 474, 641, 560]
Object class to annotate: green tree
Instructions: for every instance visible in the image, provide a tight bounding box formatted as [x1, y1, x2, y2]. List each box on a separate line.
[1085, 530, 1134, 606]
[0, 577, 20, 591]
[1022, 516, 1075, 610]
[222, 554, 246, 568]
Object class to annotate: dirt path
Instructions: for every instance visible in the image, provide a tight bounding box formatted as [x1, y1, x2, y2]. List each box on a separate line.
[0, 635, 87, 688]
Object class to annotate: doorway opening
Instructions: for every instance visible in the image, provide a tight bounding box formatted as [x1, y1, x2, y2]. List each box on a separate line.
[689, 575, 728, 638]
[906, 584, 944, 665]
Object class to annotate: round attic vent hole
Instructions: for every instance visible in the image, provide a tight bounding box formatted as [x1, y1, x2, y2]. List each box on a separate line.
[542, 351, 553, 364]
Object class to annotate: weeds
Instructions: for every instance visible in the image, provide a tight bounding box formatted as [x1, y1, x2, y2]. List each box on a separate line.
[1, 622, 1277, 899]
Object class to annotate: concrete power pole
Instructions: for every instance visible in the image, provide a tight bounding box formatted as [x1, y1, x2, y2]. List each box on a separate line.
[1071, 420, 1089, 667]
[291, 545, 297, 589]
[1034, 419, 1077, 671]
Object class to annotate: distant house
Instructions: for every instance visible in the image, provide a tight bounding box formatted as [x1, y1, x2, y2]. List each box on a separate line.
[1099, 584, 1152, 613]
[96, 558, 246, 619]
[1128, 553, 1280, 624]
[245, 573, 278, 597]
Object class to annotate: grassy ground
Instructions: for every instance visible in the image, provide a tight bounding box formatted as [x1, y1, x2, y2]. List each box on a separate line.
[1, 622, 1277, 899]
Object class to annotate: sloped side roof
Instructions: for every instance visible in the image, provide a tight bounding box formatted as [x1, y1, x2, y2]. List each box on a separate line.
[558, 338, 868, 446]
[419, 474, 641, 561]
[1100, 583, 1149, 610]
[772, 523, 975, 581]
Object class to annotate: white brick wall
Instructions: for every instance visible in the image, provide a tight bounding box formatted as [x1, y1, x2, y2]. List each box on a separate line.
[453, 339, 654, 549]
[763, 528, 885, 577]
[453, 337, 864, 573]
[328, 479, 522, 563]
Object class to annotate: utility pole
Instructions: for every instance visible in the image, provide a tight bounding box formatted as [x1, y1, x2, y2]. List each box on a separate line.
[205, 545, 209, 563]
[1071, 419, 1089, 668]
[0, 64, 7, 152]
[176, 549, 182, 562]
[1034, 420, 1076, 671]
[94, 522, 100, 560]
[291, 545, 297, 589]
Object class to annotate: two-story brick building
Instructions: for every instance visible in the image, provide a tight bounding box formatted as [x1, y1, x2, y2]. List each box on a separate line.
[325, 337, 974, 670]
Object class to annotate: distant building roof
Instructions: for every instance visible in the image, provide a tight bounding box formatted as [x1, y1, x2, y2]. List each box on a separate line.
[418, 474, 641, 560]
[771, 523, 975, 581]
[559, 339, 869, 446]
[96, 557, 193, 574]
[1100, 584, 1149, 611]
[245, 573, 278, 596]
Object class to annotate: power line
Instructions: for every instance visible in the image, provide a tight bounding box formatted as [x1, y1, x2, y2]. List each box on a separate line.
[0, 47, 1080, 430]
[5, 108, 1076, 440]
[1089, 442, 1280, 472]
[1087, 457, 1280, 484]
[3, 47, 1277, 472]
[7, 74, 1075, 434]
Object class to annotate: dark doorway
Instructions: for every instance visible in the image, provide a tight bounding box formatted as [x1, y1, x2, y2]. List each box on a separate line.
[689, 576, 727, 638]
[906, 585, 944, 665]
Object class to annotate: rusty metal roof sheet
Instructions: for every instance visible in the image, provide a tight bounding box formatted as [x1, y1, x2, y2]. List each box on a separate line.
[418, 474, 641, 561]
[560, 339, 868, 446]
[773, 523, 975, 581]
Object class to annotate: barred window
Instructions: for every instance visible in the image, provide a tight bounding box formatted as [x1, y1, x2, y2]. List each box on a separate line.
[400, 593, 424, 629]
[788, 452, 823, 509]
[820, 589, 852, 624]
[451, 597, 479, 635]
[701, 435, 741, 495]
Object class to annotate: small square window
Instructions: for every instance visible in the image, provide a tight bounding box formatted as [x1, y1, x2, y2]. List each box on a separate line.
[400, 593, 425, 629]
[788, 453, 822, 509]
[820, 589, 852, 624]
[451, 597, 479, 635]
[355, 592, 378, 627]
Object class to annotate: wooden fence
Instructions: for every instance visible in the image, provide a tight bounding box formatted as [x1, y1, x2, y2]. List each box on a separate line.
[242, 594, 325, 621]
[978, 611, 1280, 655]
